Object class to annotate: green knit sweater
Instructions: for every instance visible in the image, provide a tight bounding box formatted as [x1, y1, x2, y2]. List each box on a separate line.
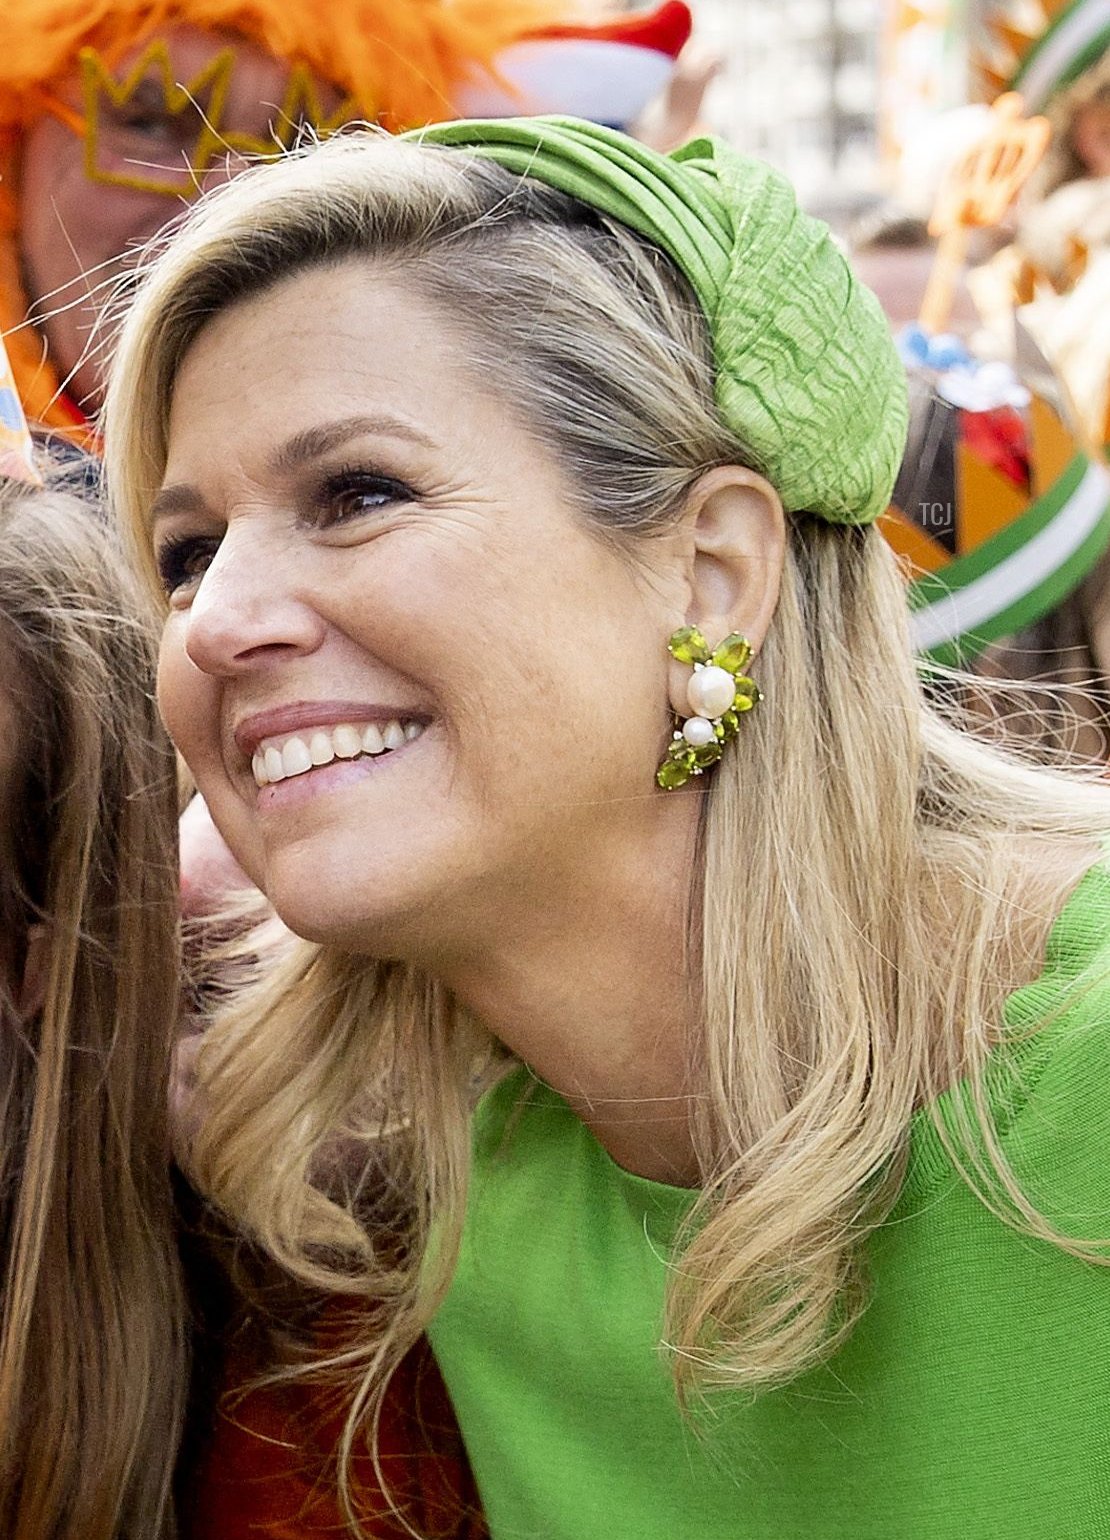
[428, 861, 1110, 1539]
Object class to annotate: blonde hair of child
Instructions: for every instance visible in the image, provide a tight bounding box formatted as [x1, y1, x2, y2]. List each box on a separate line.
[0, 478, 186, 1538]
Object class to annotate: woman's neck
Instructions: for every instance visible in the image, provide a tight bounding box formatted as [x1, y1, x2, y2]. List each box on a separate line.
[432, 831, 1102, 1186]
[434, 807, 704, 1185]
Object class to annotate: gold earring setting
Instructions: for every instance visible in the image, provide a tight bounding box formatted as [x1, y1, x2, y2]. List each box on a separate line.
[656, 628, 760, 790]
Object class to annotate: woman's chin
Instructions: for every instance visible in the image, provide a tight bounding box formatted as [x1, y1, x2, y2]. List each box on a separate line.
[269, 891, 409, 954]
[265, 864, 447, 959]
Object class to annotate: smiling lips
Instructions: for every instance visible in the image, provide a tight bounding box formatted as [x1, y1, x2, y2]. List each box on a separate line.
[251, 719, 426, 787]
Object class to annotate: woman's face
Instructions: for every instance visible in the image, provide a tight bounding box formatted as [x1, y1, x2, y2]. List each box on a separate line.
[154, 262, 685, 958]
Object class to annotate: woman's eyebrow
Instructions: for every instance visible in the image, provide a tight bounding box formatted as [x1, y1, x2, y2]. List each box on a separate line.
[151, 414, 436, 525]
[150, 482, 209, 525]
[267, 414, 436, 475]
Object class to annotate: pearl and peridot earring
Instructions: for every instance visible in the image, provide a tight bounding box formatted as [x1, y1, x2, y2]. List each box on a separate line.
[656, 627, 761, 790]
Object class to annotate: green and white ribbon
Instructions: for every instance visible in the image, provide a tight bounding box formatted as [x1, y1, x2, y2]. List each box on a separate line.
[1013, 0, 1110, 111]
[909, 452, 1110, 665]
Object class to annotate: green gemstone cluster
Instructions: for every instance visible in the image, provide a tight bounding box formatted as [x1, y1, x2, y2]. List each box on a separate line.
[656, 628, 761, 791]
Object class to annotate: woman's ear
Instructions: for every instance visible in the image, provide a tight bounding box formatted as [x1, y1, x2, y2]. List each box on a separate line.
[17, 923, 48, 1021]
[667, 466, 784, 714]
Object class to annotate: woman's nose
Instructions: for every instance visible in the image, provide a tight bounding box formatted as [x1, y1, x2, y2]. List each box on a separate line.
[183, 526, 325, 676]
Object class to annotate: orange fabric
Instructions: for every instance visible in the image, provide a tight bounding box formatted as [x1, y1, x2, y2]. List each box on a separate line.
[878, 504, 951, 576]
[0, 0, 578, 135]
[955, 435, 1029, 549]
[1029, 389, 1080, 495]
[185, 1331, 487, 1539]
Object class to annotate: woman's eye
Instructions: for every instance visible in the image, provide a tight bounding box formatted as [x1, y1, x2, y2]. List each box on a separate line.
[155, 534, 221, 596]
[317, 471, 414, 527]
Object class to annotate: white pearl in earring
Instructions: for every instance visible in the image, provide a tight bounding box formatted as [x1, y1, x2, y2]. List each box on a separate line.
[681, 716, 717, 747]
[686, 665, 736, 720]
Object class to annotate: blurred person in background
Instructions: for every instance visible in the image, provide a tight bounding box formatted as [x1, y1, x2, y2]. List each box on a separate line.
[0, 0, 577, 438]
[1019, 45, 1110, 292]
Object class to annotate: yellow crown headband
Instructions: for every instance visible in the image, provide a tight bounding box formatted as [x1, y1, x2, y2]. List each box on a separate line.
[37, 40, 358, 199]
[0, 331, 42, 486]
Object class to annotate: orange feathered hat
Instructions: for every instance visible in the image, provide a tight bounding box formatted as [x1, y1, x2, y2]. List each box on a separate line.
[0, 0, 575, 436]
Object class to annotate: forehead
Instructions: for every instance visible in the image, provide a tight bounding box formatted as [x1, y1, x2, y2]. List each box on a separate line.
[157, 259, 571, 526]
[166, 264, 469, 455]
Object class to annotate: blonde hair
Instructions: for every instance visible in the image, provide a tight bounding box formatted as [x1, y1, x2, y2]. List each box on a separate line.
[0, 476, 186, 1537]
[105, 132, 1110, 1526]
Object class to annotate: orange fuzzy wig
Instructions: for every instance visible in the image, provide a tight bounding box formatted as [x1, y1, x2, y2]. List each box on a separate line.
[0, 0, 578, 434]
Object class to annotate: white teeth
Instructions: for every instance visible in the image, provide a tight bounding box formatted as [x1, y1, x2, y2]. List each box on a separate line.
[251, 718, 426, 788]
[309, 731, 334, 767]
[281, 737, 312, 778]
[333, 724, 363, 759]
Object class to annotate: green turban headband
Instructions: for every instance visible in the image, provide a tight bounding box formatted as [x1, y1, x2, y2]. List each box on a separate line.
[406, 116, 908, 527]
